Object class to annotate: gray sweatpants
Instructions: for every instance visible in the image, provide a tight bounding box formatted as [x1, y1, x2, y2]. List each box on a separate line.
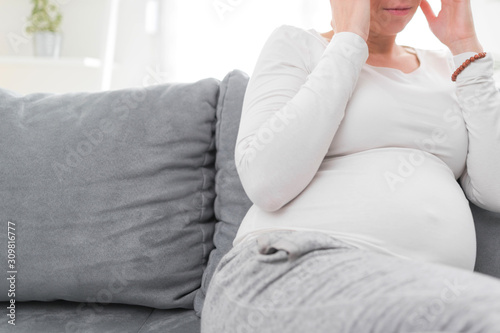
[201, 230, 500, 333]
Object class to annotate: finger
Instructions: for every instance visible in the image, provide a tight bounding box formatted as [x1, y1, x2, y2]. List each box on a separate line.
[330, 19, 336, 32]
[420, 0, 437, 23]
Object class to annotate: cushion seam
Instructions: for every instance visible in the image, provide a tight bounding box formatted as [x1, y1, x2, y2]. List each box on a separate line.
[198, 84, 220, 275]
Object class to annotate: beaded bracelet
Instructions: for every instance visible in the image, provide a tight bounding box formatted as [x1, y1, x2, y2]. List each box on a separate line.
[451, 52, 487, 82]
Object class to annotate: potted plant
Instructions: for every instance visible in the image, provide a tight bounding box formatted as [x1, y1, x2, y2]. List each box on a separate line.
[25, 0, 63, 58]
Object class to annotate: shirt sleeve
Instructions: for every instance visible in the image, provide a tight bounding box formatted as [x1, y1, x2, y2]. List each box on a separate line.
[454, 52, 500, 213]
[234, 25, 369, 212]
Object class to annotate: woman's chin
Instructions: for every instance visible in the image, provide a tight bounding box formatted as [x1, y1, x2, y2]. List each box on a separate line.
[370, 12, 416, 37]
[370, 23, 412, 37]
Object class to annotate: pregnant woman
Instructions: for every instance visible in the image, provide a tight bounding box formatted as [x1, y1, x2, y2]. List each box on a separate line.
[201, 0, 500, 331]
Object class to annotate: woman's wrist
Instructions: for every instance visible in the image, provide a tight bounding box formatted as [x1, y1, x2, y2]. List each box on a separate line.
[448, 37, 483, 56]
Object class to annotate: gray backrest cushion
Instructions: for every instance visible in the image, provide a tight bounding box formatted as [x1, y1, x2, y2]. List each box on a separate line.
[0, 80, 218, 309]
[472, 203, 500, 279]
[194, 69, 252, 317]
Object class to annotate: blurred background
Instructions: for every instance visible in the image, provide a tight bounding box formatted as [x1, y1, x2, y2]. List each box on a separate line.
[0, 0, 499, 94]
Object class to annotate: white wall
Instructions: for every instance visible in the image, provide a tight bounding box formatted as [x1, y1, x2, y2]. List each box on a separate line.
[158, 0, 332, 83]
[0, 0, 107, 58]
[111, 0, 158, 90]
[0, 0, 498, 92]
[473, 0, 500, 55]
[0, 0, 158, 92]
[158, 0, 499, 83]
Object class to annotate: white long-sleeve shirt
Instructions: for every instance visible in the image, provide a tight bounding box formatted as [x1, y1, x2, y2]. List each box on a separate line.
[233, 25, 500, 271]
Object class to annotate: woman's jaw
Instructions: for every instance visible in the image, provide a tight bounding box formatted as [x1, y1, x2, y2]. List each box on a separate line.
[323, 1, 421, 44]
[369, 1, 421, 37]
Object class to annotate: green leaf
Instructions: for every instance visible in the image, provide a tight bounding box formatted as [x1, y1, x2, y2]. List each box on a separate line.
[25, 0, 63, 34]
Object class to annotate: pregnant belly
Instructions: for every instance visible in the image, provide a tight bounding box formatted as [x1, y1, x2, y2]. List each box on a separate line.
[243, 147, 476, 271]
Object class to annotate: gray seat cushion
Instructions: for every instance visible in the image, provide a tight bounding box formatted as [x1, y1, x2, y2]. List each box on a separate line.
[0, 79, 218, 309]
[139, 307, 200, 333]
[0, 301, 200, 333]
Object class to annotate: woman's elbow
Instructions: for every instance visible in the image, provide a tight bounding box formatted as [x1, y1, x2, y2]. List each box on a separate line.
[247, 187, 285, 212]
[469, 193, 500, 214]
[237, 175, 283, 211]
[236, 168, 284, 213]
[478, 198, 500, 214]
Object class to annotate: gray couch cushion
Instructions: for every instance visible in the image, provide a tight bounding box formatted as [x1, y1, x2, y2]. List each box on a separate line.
[472, 203, 500, 279]
[194, 69, 253, 317]
[0, 80, 218, 309]
[0, 300, 200, 333]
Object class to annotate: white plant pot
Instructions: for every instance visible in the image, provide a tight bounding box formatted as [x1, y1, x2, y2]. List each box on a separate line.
[34, 32, 62, 58]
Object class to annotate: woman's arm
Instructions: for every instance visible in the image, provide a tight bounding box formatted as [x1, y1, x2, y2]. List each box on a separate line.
[421, 0, 500, 212]
[455, 52, 500, 212]
[235, 26, 368, 212]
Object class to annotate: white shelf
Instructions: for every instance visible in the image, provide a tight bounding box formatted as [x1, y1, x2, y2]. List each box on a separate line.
[0, 0, 121, 94]
[0, 56, 102, 68]
[0, 56, 107, 94]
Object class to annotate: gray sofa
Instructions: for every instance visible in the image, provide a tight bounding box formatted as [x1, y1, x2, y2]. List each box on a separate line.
[0, 69, 499, 333]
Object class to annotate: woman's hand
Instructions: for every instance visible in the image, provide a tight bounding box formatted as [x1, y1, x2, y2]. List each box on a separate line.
[420, 0, 483, 55]
[329, 0, 371, 42]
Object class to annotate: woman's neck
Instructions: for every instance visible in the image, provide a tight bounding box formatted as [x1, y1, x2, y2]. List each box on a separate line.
[366, 33, 398, 56]
[321, 30, 405, 60]
[320, 29, 419, 73]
